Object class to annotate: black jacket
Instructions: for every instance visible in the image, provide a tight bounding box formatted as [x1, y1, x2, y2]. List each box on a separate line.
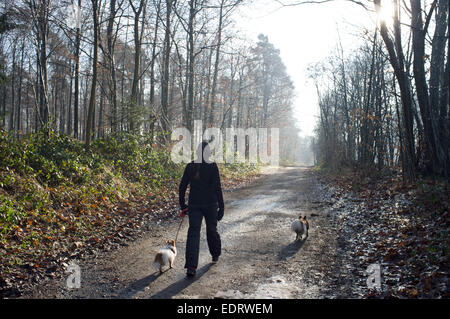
[179, 161, 224, 209]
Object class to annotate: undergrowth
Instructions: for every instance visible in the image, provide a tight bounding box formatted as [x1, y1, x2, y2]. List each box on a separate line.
[0, 129, 259, 277]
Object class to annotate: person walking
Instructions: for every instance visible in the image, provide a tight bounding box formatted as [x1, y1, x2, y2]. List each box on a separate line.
[179, 141, 224, 277]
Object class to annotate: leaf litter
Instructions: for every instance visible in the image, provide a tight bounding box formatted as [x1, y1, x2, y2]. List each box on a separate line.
[315, 170, 449, 298]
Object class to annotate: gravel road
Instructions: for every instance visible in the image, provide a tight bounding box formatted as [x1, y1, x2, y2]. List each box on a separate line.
[25, 167, 360, 299]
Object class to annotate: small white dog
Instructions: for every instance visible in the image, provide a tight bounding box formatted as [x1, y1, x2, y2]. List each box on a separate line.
[291, 215, 309, 241]
[153, 239, 177, 274]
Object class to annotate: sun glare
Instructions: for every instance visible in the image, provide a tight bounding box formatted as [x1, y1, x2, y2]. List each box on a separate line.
[377, 0, 395, 26]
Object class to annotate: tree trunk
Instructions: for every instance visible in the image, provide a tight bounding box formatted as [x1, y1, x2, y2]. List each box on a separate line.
[186, 0, 196, 132]
[410, 0, 445, 176]
[149, 0, 161, 137]
[10, 41, 16, 132]
[36, 0, 50, 132]
[160, 0, 172, 139]
[14, 37, 25, 134]
[85, 0, 99, 149]
[374, 0, 415, 181]
[208, 0, 224, 128]
[73, 0, 81, 139]
[106, 0, 118, 133]
[129, 0, 146, 133]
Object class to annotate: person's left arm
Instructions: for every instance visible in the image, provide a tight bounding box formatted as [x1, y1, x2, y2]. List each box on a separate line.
[179, 164, 191, 210]
[212, 163, 224, 220]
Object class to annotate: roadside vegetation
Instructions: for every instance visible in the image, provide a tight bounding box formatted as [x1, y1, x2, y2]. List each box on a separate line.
[314, 164, 449, 298]
[0, 129, 259, 296]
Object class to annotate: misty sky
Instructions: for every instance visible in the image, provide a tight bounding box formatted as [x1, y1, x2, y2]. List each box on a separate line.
[236, 0, 377, 137]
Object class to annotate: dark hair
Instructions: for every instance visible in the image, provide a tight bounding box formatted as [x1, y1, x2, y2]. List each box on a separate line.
[193, 141, 209, 179]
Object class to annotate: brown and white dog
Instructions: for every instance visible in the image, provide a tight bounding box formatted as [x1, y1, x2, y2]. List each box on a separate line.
[153, 239, 177, 274]
[291, 215, 309, 241]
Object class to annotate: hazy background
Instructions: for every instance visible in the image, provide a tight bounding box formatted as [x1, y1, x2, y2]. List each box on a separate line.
[236, 0, 376, 137]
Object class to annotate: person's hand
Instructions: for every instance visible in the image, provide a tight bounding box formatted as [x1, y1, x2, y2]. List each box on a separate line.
[180, 205, 188, 218]
[217, 207, 224, 221]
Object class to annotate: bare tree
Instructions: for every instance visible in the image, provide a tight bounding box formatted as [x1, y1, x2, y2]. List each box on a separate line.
[85, 0, 101, 149]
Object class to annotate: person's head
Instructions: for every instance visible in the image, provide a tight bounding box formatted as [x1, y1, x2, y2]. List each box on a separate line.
[195, 141, 211, 163]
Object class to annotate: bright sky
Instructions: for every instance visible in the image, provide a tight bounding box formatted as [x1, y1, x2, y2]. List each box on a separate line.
[236, 0, 377, 137]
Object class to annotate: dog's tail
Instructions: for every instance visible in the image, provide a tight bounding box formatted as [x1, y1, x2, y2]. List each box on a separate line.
[153, 252, 164, 269]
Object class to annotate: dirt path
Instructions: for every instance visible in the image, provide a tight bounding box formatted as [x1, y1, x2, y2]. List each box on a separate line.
[24, 167, 355, 299]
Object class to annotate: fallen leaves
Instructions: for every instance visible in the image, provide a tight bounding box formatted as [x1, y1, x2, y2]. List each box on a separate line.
[316, 168, 449, 299]
[1, 165, 261, 298]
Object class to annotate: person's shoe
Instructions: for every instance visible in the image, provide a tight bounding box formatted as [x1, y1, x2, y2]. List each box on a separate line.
[186, 267, 196, 277]
[212, 256, 219, 264]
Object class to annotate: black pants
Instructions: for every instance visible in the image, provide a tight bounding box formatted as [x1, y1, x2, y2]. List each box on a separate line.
[185, 205, 221, 269]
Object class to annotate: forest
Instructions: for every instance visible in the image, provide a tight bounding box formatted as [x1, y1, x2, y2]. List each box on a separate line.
[0, 0, 298, 160]
[311, 0, 449, 183]
[0, 0, 449, 300]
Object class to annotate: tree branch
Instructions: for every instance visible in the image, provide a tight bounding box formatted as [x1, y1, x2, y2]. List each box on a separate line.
[274, 0, 369, 10]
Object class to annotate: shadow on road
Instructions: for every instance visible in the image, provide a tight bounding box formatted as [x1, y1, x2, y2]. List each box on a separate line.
[278, 239, 306, 261]
[150, 263, 213, 299]
[116, 272, 162, 298]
